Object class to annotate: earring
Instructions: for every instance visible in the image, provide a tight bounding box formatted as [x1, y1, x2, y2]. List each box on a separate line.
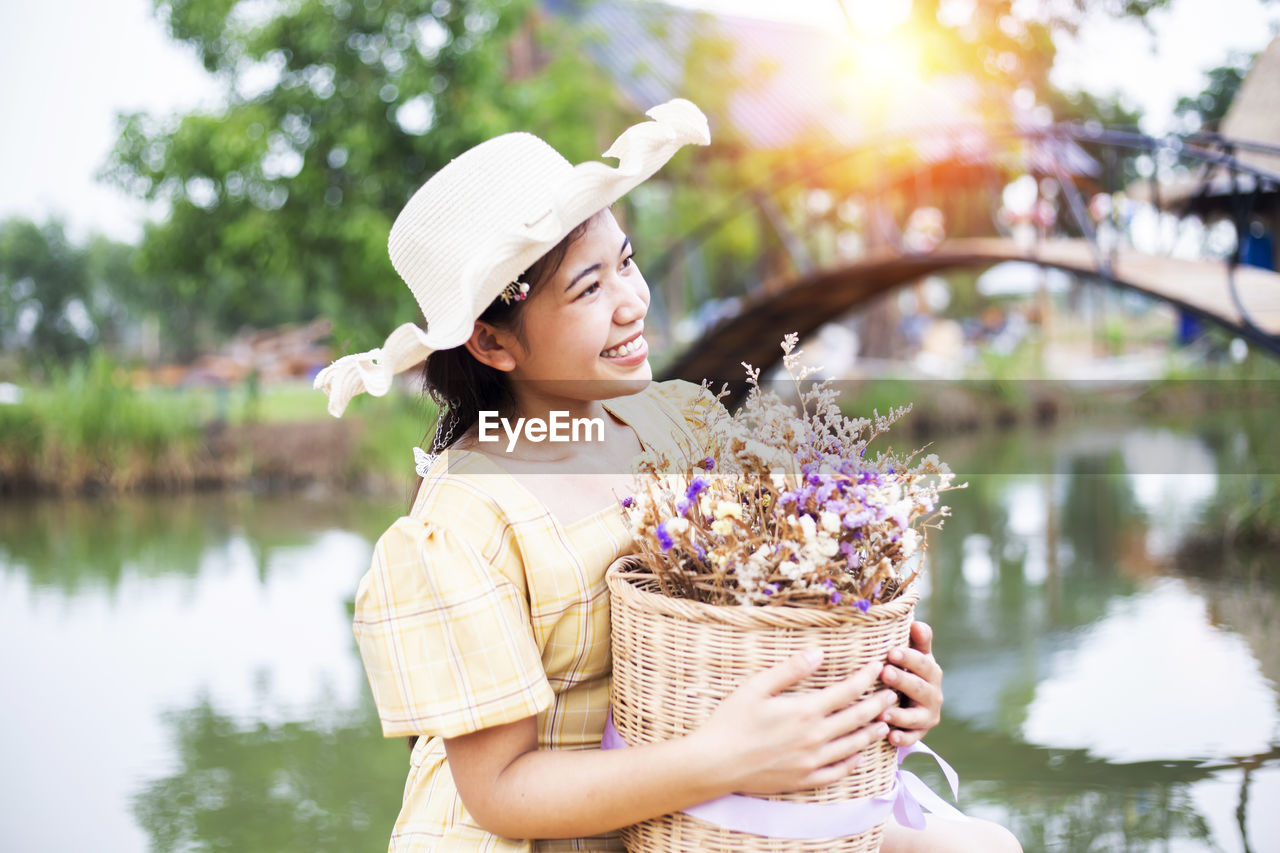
[414, 393, 460, 476]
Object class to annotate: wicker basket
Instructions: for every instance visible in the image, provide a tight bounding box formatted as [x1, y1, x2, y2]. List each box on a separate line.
[607, 565, 919, 853]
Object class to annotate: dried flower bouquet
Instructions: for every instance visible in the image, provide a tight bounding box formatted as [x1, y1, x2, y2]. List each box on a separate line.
[622, 334, 961, 609]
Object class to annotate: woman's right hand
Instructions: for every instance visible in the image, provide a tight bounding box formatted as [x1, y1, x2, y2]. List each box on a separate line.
[690, 649, 897, 796]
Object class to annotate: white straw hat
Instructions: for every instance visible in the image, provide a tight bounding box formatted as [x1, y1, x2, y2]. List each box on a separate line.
[315, 98, 710, 417]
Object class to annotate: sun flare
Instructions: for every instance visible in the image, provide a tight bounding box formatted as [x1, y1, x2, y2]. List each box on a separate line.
[840, 0, 913, 37]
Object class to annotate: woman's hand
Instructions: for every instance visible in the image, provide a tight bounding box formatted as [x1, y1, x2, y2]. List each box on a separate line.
[690, 649, 898, 796]
[878, 620, 944, 748]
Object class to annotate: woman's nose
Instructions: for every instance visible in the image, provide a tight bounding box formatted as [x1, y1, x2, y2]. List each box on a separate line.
[613, 274, 649, 324]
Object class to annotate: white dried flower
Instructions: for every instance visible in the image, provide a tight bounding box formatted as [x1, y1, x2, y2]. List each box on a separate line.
[714, 501, 743, 520]
[901, 528, 921, 558]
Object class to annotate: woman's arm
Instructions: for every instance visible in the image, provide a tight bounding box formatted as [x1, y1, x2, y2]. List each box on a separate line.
[879, 621, 944, 748]
[445, 651, 899, 840]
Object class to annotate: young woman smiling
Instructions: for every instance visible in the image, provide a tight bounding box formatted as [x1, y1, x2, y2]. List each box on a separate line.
[317, 100, 1019, 853]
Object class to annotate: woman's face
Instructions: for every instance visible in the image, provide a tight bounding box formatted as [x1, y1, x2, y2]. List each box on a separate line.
[505, 209, 652, 402]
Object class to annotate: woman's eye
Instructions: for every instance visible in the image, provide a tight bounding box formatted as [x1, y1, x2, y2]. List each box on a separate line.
[621, 253, 636, 270]
[576, 281, 601, 300]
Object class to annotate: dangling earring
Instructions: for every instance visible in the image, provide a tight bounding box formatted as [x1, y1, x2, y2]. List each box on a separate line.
[413, 392, 459, 476]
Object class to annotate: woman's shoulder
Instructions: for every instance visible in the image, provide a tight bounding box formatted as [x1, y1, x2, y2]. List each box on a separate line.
[368, 458, 531, 590]
[646, 378, 723, 417]
[391, 450, 545, 545]
[619, 379, 728, 453]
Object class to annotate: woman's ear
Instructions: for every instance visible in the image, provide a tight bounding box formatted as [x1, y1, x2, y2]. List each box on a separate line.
[463, 321, 519, 372]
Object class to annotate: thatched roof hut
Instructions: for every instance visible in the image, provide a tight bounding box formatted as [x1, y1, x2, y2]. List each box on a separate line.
[1219, 35, 1280, 179]
[1133, 37, 1280, 216]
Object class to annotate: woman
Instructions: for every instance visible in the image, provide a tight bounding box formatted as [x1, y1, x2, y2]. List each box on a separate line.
[317, 99, 1018, 852]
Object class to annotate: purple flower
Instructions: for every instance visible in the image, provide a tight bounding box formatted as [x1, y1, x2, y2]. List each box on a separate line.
[764, 583, 779, 596]
[686, 477, 709, 500]
[856, 599, 871, 612]
[621, 496, 634, 508]
[656, 522, 674, 551]
[822, 578, 836, 591]
[839, 541, 861, 568]
[831, 591, 843, 605]
[843, 509, 872, 529]
[702, 456, 716, 471]
[694, 543, 707, 559]
[676, 498, 690, 515]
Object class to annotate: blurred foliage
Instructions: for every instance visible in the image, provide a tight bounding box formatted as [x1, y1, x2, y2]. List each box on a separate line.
[0, 218, 151, 372]
[0, 350, 436, 497]
[105, 0, 631, 355]
[99, 0, 1184, 360]
[0, 353, 204, 492]
[1173, 50, 1255, 132]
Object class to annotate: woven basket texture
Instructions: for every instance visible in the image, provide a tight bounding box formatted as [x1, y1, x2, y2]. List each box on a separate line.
[607, 567, 919, 853]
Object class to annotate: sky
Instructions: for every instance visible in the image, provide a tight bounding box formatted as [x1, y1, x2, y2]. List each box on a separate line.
[0, 0, 1277, 244]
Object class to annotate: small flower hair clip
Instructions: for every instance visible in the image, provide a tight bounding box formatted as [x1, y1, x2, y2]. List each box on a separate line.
[498, 277, 530, 305]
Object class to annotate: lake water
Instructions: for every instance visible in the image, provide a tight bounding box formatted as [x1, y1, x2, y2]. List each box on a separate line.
[1, 415, 1277, 852]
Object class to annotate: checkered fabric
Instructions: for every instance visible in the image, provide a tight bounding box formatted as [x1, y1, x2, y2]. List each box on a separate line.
[354, 379, 718, 852]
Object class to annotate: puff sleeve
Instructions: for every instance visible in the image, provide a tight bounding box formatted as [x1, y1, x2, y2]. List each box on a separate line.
[353, 516, 554, 739]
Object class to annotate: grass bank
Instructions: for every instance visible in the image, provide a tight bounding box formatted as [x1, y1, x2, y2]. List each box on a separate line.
[0, 359, 435, 497]
[4, 357, 1277, 499]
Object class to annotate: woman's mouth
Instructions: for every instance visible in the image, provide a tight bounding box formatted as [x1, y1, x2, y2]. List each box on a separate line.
[600, 333, 647, 364]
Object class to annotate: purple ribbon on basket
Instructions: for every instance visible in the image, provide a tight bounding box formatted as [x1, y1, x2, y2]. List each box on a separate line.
[601, 709, 966, 838]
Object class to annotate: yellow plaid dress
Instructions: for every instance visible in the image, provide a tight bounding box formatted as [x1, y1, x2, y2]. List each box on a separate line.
[354, 379, 719, 852]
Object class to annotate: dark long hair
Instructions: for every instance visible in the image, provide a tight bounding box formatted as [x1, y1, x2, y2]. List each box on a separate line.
[404, 208, 607, 752]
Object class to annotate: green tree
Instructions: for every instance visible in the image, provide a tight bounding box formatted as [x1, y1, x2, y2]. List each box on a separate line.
[0, 218, 156, 371]
[1173, 51, 1254, 132]
[106, 0, 623, 353]
[0, 219, 97, 368]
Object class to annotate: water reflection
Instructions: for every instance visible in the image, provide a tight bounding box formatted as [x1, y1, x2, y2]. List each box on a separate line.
[0, 417, 1276, 852]
[0, 493, 407, 853]
[134, 698, 405, 853]
[1024, 577, 1276, 762]
[918, 420, 1280, 853]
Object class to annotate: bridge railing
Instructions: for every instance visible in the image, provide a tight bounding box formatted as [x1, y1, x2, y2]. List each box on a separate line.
[644, 121, 1280, 354]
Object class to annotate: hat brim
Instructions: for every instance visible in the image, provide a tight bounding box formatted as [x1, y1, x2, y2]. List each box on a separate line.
[425, 98, 711, 351]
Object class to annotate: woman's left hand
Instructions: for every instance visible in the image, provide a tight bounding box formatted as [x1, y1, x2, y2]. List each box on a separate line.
[878, 620, 943, 748]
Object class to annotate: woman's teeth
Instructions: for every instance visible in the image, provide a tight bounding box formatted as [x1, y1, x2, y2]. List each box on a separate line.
[602, 337, 643, 358]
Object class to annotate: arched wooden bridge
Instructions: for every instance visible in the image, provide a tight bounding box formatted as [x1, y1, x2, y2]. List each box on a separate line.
[659, 237, 1280, 387]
